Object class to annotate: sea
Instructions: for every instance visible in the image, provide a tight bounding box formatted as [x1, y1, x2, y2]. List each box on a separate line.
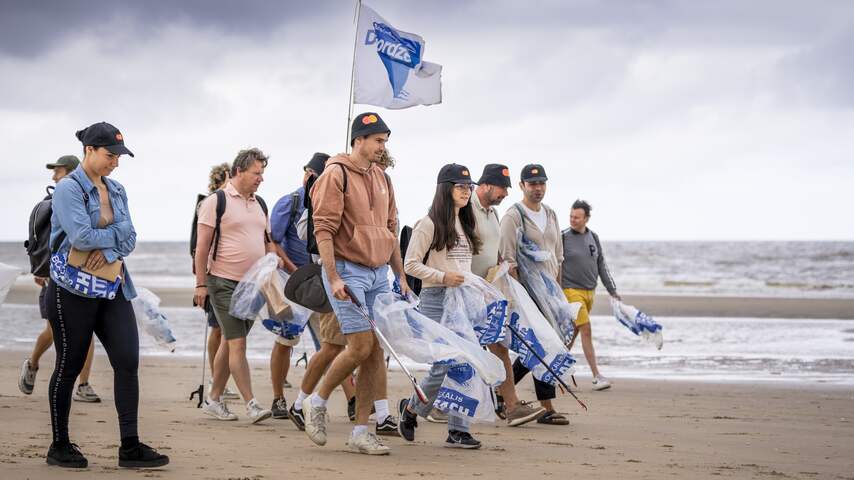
[1, 241, 853, 386]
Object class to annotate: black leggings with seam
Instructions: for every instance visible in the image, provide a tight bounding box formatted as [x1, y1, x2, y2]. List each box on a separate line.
[45, 279, 139, 445]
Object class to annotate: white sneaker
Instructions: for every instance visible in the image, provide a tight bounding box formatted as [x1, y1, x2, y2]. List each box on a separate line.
[302, 397, 328, 446]
[347, 431, 390, 455]
[73, 383, 101, 403]
[202, 398, 238, 421]
[19, 359, 37, 395]
[246, 399, 272, 425]
[208, 380, 240, 400]
[592, 376, 612, 391]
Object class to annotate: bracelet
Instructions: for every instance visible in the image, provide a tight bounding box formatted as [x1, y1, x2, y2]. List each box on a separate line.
[195, 285, 206, 289]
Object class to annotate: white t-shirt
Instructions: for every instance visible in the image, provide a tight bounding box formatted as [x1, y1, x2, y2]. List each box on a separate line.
[521, 203, 548, 233]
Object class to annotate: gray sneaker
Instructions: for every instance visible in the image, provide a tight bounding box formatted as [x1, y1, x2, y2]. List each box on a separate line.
[347, 431, 390, 455]
[426, 408, 448, 423]
[73, 383, 101, 403]
[592, 376, 612, 391]
[302, 398, 328, 446]
[202, 398, 238, 421]
[506, 401, 546, 427]
[19, 359, 37, 395]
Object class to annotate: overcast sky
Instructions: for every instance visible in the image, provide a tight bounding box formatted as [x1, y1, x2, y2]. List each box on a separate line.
[1, 0, 852, 242]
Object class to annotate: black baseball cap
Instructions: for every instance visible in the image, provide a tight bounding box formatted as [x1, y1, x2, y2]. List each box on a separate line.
[437, 163, 474, 184]
[350, 112, 391, 146]
[46, 155, 80, 171]
[75, 122, 134, 157]
[304, 152, 330, 175]
[477, 163, 511, 188]
[521, 164, 548, 182]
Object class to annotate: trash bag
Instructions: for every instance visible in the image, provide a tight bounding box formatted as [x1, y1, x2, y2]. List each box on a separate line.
[441, 273, 508, 345]
[230, 253, 296, 321]
[0, 262, 20, 305]
[131, 287, 177, 352]
[516, 230, 577, 341]
[491, 262, 576, 386]
[373, 292, 505, 423]
[611, 298, 664, 350]
[259, 274, 314, 340]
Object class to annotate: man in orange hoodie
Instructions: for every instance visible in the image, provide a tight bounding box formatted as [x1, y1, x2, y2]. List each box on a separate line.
[301, 112, 411, 455]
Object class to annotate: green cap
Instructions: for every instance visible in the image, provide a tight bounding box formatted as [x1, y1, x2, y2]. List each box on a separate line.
[46, 155, 80, 171]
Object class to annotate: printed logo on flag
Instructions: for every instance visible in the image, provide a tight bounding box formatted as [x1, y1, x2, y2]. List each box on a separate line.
[365, 22, 423, 100]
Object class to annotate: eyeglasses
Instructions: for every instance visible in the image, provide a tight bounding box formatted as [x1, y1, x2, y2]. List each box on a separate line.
[453, 183, 474, 192]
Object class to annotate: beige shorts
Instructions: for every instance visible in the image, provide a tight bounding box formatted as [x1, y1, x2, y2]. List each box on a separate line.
[311, 311, 346, 346]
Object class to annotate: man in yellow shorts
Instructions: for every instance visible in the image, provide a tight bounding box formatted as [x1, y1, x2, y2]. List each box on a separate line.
[561, 200, 620, 391]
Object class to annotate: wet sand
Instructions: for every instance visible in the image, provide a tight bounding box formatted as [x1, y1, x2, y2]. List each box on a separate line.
[0, 350, 852, 479]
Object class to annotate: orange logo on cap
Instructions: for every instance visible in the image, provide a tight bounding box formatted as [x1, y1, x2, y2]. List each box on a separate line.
[502, 168, 510, 177]
[462, 170, 469, 176]
[362, 114, 378, 125]
[115, 133, 123, 141]
[531, 168, 539, 174]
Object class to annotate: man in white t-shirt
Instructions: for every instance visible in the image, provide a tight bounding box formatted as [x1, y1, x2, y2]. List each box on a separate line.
[498, 164, 568, 426]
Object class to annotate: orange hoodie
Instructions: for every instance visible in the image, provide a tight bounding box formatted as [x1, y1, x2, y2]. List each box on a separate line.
[310, 155, 398, 269]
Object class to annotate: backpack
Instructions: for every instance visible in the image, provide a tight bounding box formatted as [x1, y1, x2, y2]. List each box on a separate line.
[24, 186, 55, 277]
[398, 224, 428, 296]
[190, 190, 269, 273]
[303, 163, 389, 256]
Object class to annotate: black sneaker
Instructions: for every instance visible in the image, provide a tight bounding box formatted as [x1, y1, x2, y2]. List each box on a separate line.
[46, 442, 88, 468]
[118, 442, 170, 469]
[376, 415, 400, 437]
[397, 398, 418, 442]
[271, 397, 289, 419]
[445, 430, 481, 449]
[288, 404, 305, 431]
[347, 396, 356, 422]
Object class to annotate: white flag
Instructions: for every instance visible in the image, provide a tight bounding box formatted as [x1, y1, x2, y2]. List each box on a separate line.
[353, 4, 442, 109]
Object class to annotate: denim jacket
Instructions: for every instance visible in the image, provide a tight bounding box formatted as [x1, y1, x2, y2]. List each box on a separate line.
[49, 167, 137, 300]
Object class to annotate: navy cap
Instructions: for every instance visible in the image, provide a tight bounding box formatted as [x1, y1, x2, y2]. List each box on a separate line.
[350, 112, 391, 146]
[521, 164, 547, 182]
[437, 163, 474, 184]
[304, 152, 330, 175]
[477, 163, 511, 188]
[75, 122, 134, 157]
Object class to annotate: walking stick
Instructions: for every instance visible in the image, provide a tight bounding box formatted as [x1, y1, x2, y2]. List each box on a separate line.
[344, 286, 429, 404]
[505, 322, 587, 411]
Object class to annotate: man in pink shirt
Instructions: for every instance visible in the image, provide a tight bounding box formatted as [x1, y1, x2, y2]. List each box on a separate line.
[193, 148, 275, 424]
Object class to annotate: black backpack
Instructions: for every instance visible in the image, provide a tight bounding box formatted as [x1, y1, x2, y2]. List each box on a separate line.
[303, 164, 391, 256]
[398, 225, 425, 296]
[24, 186, 55, 277]
[190, 190, 269, 273]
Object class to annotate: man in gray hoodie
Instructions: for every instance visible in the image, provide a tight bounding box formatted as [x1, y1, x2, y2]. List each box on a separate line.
[561, 199, 620, 391]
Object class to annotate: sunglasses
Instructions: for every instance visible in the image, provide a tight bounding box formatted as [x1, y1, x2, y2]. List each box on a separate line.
[453, 183, 474, 192]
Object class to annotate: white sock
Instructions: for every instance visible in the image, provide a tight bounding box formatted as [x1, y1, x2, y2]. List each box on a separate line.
[374, 399, 390, 423]
[352, 425, 368, 437]
[310, 393, 328, 408]
[294, 390, 309, 411]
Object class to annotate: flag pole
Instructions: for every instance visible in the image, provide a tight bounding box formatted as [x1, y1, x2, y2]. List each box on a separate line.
[345, 0, 362, 153]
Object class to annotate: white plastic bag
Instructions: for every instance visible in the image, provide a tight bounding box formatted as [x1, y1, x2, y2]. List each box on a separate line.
[373, 292, 505, 423]
[0, 262, 20, 305]
[441, 273, 508, 345]
[229, 253, 280, 321]
[516, 230, 577, 341]
[611, 298, 664, 350]
[491, 263, 576, 386]
[131, 287, 177, 352]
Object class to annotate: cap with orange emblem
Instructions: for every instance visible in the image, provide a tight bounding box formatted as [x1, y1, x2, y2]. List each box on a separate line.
[350, 112, 391, 146]
[520, 163, 548, 182]
[75, 121, 135, 157]
[477, 163, 512, 188]
[437, 163, 474, 185]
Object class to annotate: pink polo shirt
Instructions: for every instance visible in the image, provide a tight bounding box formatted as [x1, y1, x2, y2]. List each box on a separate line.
[198, 182, 270, 282]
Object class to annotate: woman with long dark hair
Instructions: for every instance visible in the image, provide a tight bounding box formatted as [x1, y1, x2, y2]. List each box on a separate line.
[398, 163, 485, 449]
[45, 122, 168, 469]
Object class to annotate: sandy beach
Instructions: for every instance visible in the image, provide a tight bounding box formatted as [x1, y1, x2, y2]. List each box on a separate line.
[1, 349, 852, 480]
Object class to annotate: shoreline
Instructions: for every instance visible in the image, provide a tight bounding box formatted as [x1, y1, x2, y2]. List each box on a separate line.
[8, 284, 854, 319]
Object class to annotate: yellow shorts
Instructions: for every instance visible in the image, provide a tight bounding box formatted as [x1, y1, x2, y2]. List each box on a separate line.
[563, 288, 595, 327]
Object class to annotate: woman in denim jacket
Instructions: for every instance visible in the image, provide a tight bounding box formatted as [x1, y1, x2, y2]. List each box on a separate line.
[45, 122, 168, 469]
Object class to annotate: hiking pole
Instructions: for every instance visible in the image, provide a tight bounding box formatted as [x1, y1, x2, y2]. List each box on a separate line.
[344, 286, 428, 404]
[189, 298, 209, 408]
[505, 322, 587, 411]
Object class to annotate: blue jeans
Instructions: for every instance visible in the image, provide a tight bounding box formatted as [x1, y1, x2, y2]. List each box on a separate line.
[321, 259, 390, 335]
[409, 287, 470, 433]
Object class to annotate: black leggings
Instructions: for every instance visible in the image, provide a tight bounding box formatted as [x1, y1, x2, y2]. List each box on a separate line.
[46, 279, 139, 445]
[512, 358, 556, 401]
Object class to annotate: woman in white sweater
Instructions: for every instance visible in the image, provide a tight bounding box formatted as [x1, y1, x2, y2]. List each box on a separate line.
[398, 163, 484, 449]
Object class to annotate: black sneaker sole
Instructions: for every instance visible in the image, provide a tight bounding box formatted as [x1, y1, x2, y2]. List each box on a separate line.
[444, 442, 482, 450]
[46, 456, 88, 468]
[376, 427, 401, 437]
[118, 457, 170, 469]
[272, 411, 290, 419]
